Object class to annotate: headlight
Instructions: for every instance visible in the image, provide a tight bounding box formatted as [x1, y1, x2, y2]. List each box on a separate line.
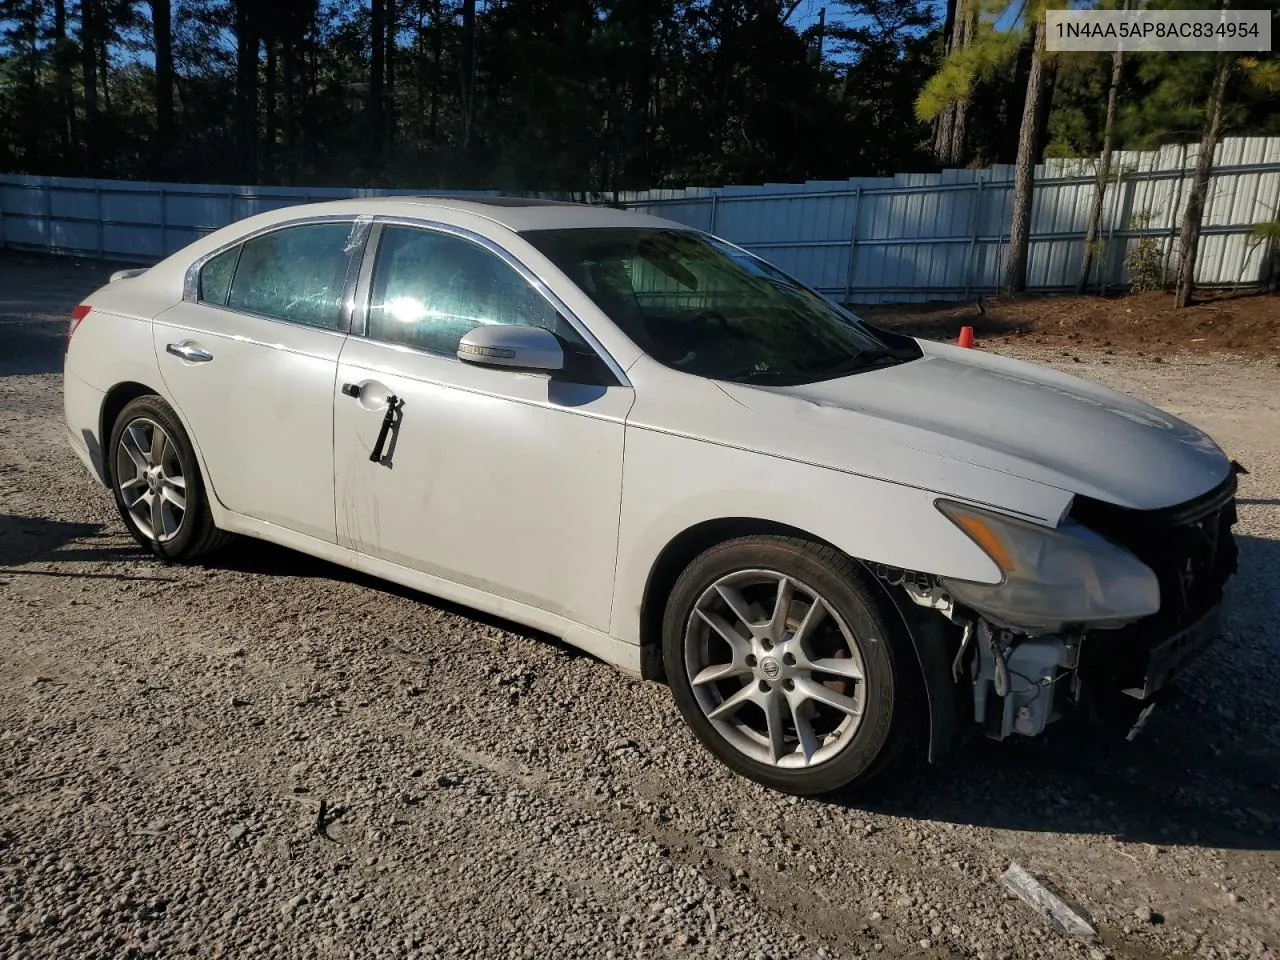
[936, 499, 1160, 631]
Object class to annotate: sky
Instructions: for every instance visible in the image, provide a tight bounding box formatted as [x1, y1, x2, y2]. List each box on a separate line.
[790, 0, 948, 62]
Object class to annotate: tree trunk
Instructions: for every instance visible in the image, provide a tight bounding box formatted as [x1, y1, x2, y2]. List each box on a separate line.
[1002, 19, 1047, 295]
[429, 0, 442, 140]
[283, 41, 295, 170]
[1174, 51, 1231, 308]
[234, 1, 259, 182]
[371, 0, 385, 154]
[940, 0, 957, 53]
[80, 0, 100, 174]
[1075, 17, 1126, 295]
[460, 0, 476, 149]
[151, 0, 174, 166]
[385, 0, 397, 146]
[98, 33, 112, 111]
[932, 0, 975, 166]
[264, 40, 277, 181]
[1033, 61, 1057, 162]
[933, 109, 955, 168]
[54, 0, 78, 172]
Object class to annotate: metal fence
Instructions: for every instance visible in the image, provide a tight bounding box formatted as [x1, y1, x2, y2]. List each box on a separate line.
[2, 136, 1278, 304]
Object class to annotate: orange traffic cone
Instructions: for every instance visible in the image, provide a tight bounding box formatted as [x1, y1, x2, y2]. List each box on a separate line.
[957, 326, 975, 349]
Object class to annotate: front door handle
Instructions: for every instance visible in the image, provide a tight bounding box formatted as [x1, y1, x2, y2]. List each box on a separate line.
[166, 342, 213, 363]
[370, 394, 400, 463]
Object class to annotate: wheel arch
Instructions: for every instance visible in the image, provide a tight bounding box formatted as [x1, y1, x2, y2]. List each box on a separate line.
[99, 382, 162, 485]
[98, 381, 226, 520]
[638, 516, 960, 762]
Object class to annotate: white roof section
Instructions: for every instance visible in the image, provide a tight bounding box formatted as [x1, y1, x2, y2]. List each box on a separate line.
[249, 196, 690, 233]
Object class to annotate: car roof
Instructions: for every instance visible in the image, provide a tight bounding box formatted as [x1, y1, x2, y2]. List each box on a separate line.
[268, 195, 690, 233]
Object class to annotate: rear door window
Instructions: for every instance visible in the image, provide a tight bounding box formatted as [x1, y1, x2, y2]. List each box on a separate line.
[224, 222, 355, 330]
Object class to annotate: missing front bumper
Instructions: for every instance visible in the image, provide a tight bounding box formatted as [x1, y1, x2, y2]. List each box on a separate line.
[1121, 599, 1225, 700]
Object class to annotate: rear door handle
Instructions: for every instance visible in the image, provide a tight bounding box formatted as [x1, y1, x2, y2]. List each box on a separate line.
[166, 342, 213, 363]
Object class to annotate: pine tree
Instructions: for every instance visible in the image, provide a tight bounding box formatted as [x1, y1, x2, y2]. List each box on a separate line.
[1075, 0, 1129, 294]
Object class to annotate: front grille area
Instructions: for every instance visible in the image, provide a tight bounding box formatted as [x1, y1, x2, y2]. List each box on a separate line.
[1070, 471, 1239, 691]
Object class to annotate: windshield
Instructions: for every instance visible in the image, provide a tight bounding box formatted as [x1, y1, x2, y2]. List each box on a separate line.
[522, 227, 920, 385]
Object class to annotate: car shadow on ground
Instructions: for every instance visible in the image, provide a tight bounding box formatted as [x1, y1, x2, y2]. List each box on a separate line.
[843, 705, 1280, 853]
[0, 515, 153, 571]
[211, 536, 564, 647]
[30, 513, 1278, 853]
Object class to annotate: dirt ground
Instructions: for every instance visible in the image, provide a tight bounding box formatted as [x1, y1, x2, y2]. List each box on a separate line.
[1, 253, 1278, 960]
[861, 289, 1280, 359]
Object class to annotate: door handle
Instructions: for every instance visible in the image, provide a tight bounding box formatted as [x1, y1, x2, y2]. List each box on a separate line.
[370, 394, 400, 463]
[166, 342, 213, 363]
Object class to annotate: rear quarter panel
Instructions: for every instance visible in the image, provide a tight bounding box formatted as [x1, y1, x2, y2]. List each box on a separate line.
[63, 275, 181, 485]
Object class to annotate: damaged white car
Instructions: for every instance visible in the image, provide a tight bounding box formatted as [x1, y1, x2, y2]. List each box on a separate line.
[63, 198, 1239, 794]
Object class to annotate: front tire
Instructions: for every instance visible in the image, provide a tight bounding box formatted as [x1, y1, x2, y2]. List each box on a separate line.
[108, 395, 230, 561]
[662, 536, 913, 795]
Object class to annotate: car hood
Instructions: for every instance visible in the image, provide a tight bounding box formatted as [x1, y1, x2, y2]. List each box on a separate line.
[716, 339, 1230, 513]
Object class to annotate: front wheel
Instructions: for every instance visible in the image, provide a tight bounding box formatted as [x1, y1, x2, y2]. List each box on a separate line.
[108, 395, 231, 561]
[662, 536, 914, 795]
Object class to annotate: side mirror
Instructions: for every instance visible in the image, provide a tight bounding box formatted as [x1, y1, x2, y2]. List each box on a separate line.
[457, 324, 564, 372]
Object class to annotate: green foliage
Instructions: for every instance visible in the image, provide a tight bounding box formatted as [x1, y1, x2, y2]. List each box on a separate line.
[915, 17, 1020, 123]
[1251, 219, 1280, 245]
[1123, 210, 1165, 293]
[0, 0, 943, 188]
[3, 0, 1278, 188]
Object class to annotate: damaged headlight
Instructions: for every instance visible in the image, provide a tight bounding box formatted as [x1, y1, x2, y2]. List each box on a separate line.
[935, 499, 1160, 631]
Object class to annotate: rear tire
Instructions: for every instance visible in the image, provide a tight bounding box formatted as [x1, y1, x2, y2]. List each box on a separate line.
[662, 535, 914, 795]
[108, 395, 231, 561]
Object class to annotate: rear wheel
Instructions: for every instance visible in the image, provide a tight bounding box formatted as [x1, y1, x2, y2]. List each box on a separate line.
[108, 395, 230, 561]
[662, 536, 913, 795]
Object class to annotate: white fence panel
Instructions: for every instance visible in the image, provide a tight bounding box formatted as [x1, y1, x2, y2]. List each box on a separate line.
[2, 135, 1278, 303]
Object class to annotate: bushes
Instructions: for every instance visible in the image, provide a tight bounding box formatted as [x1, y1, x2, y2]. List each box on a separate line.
[1123, 211, 1166, 294]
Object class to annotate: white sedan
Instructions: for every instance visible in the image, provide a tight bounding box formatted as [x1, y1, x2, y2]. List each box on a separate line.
[63, 197, 1239, 794]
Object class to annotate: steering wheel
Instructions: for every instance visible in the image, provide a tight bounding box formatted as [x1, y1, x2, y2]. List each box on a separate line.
[666, 309, 733, 368]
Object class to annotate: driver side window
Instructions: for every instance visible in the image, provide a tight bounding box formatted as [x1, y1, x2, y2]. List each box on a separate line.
[365, 226, 615, 384]
[370, 228, 554, 350]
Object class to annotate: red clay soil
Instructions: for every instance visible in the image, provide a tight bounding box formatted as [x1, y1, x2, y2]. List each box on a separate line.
[859, 290, 1280, 358]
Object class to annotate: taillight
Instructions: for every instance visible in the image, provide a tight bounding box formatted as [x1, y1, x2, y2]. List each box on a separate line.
[67, 304, 92, 350]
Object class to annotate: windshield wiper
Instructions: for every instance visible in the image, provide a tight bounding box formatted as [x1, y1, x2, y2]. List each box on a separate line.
[818, 347, 904, 379]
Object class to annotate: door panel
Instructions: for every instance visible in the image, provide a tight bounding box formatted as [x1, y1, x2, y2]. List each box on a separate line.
[334, 338, 631, 632]
[153, 302, 345, 542]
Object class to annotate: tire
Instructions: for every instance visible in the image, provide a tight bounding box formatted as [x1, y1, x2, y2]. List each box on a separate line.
[662, 535, 915, 795]
[107, 394, 231, 561]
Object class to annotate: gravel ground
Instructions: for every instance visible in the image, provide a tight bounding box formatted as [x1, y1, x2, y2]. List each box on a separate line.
[2, 254, 1278, 960]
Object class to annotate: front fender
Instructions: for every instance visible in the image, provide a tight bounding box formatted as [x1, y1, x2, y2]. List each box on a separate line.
[610, 424, 1008, 645]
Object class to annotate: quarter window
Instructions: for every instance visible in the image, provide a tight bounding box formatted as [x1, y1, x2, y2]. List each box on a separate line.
[366, 226, 586, 358]
[198, 246, 238, 306]
[224, 222, 355, 330]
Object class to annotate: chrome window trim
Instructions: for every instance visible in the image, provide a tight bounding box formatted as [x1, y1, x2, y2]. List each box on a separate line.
[183, 215, 369, 335]
[351, 222, 383, 340]
[353, 216, 631, 388]
[339, 217, 374, 332]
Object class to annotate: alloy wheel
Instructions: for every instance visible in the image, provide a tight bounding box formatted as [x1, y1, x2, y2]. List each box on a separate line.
[683, 568, 868, 768]
[114, 417, 187, 542]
